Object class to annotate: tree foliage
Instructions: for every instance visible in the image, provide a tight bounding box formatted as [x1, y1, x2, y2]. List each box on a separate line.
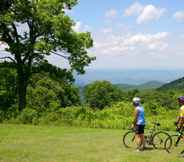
[0, 65, 16, 110]
[0, 0, 95, 111]
[0, 62, 81, 114]
[84, 81, 124, 109]
[27, 73, 80, 111]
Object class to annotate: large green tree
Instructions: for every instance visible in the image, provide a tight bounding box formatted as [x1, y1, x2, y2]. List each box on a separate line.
[84, 81, 124, 109]
[0, 0, 94, 111]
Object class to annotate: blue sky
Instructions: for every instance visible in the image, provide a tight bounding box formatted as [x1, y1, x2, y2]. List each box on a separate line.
[70, 0, 184, 32]
[1, 0, 184, 70]
[62, 0, 184, 70]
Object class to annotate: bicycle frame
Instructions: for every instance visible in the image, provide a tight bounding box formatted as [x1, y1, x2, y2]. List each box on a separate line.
[145, 122, 160, 144]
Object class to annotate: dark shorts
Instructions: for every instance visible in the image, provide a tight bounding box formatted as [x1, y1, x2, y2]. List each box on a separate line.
[135, 125, 145, 134]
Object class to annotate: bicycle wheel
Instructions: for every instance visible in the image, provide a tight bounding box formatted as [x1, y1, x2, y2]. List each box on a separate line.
[164, 135, 178, 153]
[152, 131, 171, 149]
[123, 130, 137, 148]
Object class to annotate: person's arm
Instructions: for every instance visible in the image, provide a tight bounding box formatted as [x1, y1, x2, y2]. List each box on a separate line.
[180, 118, 184, 127]
[176, 116, 180, 125]
[133, 109, 139, 127]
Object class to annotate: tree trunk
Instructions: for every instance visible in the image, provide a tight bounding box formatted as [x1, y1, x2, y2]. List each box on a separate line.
[17, 69, 29, 111]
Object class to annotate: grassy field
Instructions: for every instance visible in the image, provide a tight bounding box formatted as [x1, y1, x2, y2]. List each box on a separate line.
[0, 124, 183, 162]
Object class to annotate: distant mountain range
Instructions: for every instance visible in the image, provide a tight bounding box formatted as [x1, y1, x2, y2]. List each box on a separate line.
[75, 69, 184, 86]
[115, 81, 164, 91]
[77, 73, 184, 92]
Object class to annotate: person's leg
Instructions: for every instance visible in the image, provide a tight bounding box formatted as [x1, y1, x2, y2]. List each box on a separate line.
[135, 125, 141, 150]
[137, 125, 145, 150]
[139, 134, 145, 150]
[140, 125, 145, 149]
[135, 134, 141, 150]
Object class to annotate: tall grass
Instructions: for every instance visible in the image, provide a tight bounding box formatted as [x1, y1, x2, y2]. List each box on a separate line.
[8, 101, 178, 130]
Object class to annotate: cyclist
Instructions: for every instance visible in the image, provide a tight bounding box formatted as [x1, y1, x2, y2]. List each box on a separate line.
[175, 96, 184, 157]
[132, 97, 145, 151]
[175, 96, 184, 130]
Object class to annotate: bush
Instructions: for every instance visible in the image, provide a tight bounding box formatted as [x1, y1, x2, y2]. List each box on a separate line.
[4, 102, 179, 130]
[18, 108, 38, 124]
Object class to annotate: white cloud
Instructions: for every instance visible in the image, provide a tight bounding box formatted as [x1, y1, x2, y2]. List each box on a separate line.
[90, 31, 184, 69]
[72, 21, 82, 32]
[72, 21, 91, 32]
[105, 9, 117, 19]
[124, 32, 168, 50]
[124, 2, 143, 16]
[94, 32, 169, 55]
[124, 3, 166, 24]
[180, 34, 184, 39]
[102, 27, 112, 34]
[173, 11, 184, 22]
[137, 5, 166, 24]
[0, 42, 9, 51]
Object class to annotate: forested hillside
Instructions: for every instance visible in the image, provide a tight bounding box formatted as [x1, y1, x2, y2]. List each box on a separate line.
[158, 77, 184, 91]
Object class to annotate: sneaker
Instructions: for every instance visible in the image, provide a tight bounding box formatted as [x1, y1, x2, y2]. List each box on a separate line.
[136, 148, 143, 152]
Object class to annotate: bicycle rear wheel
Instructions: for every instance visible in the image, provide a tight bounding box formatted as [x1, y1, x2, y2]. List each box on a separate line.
[152, 131, 171, 149]
[123, 130, 137, 148]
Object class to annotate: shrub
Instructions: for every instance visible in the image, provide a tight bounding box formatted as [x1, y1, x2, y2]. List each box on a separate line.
[18, 108, 38, 124]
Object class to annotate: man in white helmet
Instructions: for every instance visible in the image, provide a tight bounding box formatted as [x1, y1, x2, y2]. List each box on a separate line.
[132, 97, 145, 151]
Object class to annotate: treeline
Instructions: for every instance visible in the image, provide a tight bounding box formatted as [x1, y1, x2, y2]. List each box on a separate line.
[0, 63, 183, 130]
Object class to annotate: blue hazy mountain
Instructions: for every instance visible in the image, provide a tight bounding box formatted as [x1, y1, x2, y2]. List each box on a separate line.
[115, 81, 164, 91]
[75, 69, 184, 86]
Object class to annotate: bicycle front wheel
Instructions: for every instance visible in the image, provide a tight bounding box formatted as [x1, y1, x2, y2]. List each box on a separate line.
[164, 135, 178, 153]
[152, 131, 171, 149]
[123, 130, 137, 148]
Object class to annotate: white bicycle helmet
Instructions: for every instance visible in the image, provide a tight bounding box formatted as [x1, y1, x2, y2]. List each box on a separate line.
[132, 97, 141, 104]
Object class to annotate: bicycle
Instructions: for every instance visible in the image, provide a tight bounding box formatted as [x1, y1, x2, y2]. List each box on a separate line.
[123, 122, 171, 150]
[164, 127, 184, 153]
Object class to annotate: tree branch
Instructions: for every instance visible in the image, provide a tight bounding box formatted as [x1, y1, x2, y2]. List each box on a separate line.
[11, 23, 20, 43]
[51, 51, 69, 59]
[0, 56, 16, 63]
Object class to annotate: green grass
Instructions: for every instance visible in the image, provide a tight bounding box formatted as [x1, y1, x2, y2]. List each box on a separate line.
[0, 124, 183, 162]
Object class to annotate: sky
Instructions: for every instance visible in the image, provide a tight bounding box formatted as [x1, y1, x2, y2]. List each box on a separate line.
[1, 0, 184, 70]
[65, 0, 184, 70]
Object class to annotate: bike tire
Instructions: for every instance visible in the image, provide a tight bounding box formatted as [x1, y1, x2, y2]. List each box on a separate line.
[152, 131, 171, 149]
[122, 130, 137, 148]
[164, 135, 178, 153]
